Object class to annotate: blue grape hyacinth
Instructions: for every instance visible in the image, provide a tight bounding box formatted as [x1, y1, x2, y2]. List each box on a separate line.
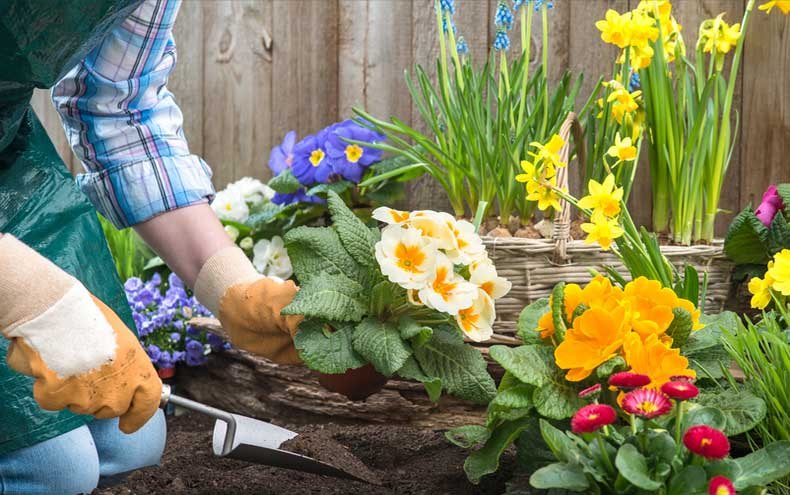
[495, 1, 514, 29]
[494, 29, 510, 51]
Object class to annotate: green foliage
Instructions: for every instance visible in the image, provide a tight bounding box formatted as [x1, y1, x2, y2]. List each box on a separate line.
[530, 462, 589, 492]
[615, 444, 663, 491]
[98, 215, 153, 281]
[516, 298, 549, 344]
[268, 169, 302, 193]
[733, 441, 790, 490]
[724, 206, 771, 265]
[463, 418, 532, 484]
[284, 196, 494, 404]
[666, 307, 693, 348]
[696, 389, 767, 436]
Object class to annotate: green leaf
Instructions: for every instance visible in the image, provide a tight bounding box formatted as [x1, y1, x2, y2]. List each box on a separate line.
[487, 384, 534, 424]
[683, 406, 727, 431]
[445, 425, 490, 449]
[534, 380, 585, 420]
[414, 328, 496, 404]
[294, 320, 366, 374]
[245, 202, 284, 229]
[538, 419, 584, 465]
[529, 463, 590, 492]
[615, 443, 663, 491]
[666, 307, 693, 348]
[282, 272, 367, 322]
[351, 317, 412, 376]
[326, 191, 379, 267]
[551, 283, 568, 338]
[143, 255, 165, 271]
[517, 298, 549, 343]
[724, 206, 770, 265]
[306, 180, 353, 196]
[284, 226, 364, 284]
[648, 430, 678, 465]
[596, 355, 626, 378]
[696, 389, 767, 436]
[396, 356, 442, 401]
[767, 210, 790, 255]
[489, 345, 554, 388]
[268, 169, 302, 194]
[734, 441, 790, 490]
[464, 419, 532, 484]
[397, 316, 433, 348]
[776, 184, 790, 209]
[667, 465, 707, 495]
[515, 419, 559, 476]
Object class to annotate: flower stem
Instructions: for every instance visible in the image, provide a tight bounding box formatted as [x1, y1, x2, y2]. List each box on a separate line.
[675, 400, 685, 455]
[595, 432, 616, 476]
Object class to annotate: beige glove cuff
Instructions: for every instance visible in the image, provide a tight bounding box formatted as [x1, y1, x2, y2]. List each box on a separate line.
[0, 235, 76, 332]
[194, 246, 263, 316]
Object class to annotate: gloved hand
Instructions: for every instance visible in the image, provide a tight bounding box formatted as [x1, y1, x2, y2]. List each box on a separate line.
[0, 235, 161, 433]
[194, 246, 302, 364]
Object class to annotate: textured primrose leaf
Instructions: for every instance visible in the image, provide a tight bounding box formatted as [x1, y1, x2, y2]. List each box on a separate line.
[396, 356, 442, 401]
[489, 345, 554, 388]
[776, 184, 790, 209]
[696, 389, 767, 436]
[306, 180, 353, 196]
[284, 226, 364, 284]
[538, 420, 585, 466]
[667, 466, 707, 495]
[615, 444, 663, 491]
[516, 298, 549, 344]
[486, 384, 534, 426]
[352, 317, 412, 376]
[596, 355, 626, 379]
[682, 406, 727, 432]
[767, 211, 790, 255]
[445, 425, 491, 449]
[293, 320, 366, 374]
[282, 272, 367, 322]
[326, 190, 379, 267]
[268, 169, 301, 194]
[529, 463, 589, 492]
[723, 206, 771, 265]
[414, 327, 496, 404]
[397, 316, 432, 347]
[666, 307, 693, 348]
[463, 418, 532, 484]
[533, 380, 585, 420]
[551, 283, 568, 336]
[733, 441, 790, 490]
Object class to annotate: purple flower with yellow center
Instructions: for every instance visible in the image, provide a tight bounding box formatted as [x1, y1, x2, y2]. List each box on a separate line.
[269, 130, 297, 176]
[325, 120, 385, 183]
[292, 131, 333, 185]
[272, 188, 325, 206]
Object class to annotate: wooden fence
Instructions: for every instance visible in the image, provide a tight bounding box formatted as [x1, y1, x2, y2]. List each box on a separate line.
[31, 0, 790, 234]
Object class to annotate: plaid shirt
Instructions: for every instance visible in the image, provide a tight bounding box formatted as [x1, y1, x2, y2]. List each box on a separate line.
[52, 0, 214, 228]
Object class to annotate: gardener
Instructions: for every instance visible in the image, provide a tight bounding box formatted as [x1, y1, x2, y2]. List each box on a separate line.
[0, 0, 301, 492]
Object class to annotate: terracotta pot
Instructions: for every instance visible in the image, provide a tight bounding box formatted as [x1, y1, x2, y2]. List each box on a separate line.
[317, 364, 389, 401]
[157, 367, 176, 379]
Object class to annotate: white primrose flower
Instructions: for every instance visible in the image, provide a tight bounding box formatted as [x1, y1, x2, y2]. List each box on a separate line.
[252, 236, 293, 279]
[372, 206, 412, 225]
[407, 210, 458, 251]
[212, 187, 250, 223]
[228, 177, 275, 205]
[375, 225, 437, 289]
[224, 224, 240, 242]
[455, 289, 495, 342]
[470, 258, 512, 299]
[446, 219, 487, 265]
[418, 252, 478, 315]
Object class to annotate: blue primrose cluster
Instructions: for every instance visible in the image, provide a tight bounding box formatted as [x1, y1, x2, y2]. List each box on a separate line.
[124, 273, 227, 371]
[268, 120, 386, 206]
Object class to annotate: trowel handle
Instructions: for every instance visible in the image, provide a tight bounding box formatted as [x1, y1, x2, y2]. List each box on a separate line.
[160, 384, 238, 456]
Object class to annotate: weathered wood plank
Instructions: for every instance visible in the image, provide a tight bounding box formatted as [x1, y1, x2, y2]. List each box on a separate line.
[30, 89, 75, 173]
[170, 0, 204, 158]
[741, 5, 790, 207]
[202, 1, 275, 189]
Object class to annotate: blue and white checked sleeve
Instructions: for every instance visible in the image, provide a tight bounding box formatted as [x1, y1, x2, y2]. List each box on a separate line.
[52, 0, 215, 228]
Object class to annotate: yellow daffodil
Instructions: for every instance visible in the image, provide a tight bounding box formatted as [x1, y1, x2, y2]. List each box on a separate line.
[629, 43, 655, 70]
[515, 160, 538, 184]
[418, 253, 478, 316]
[699, 15, 741, 54]
[628, 10, 660, 48]
[578, 174, 624, 218]
[527, 176, 563, 212]
[623, 332, 696, 388]
[635, 0, 672, 23]
[607, 133, 638, 162]
[581, 213, 625, 250]
[606, 80, 641, 124]
[748, 274, 774, 309]
[759, 1, 790, 14]
[527, 134, 567, 172]
[375, 225, 437, 289]
[456, 289, 495, 342]
[596, 9, 633, 49]
[766, 249, 790, 296]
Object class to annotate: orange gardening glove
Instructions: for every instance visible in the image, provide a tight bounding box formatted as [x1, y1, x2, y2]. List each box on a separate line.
[0, 235, 161, 434]
[194, 246, 302, 364]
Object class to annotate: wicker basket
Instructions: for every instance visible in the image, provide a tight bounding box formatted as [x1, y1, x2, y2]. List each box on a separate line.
[481, 113, 733, 346]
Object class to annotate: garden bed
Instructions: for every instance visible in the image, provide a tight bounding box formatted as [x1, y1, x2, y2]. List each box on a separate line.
[93, 412, 518, 495]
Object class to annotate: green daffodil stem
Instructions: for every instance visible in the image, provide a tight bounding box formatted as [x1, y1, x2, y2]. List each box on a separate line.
[516, 4, 533, 132]
[540, 4, 549, 138]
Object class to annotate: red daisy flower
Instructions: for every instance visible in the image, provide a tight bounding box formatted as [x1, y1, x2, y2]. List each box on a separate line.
[708, 475, 736, 495]
[609, 372, 651, 389]
[571, 404, 617, 433]
[661, 380, 700, 400]
[621, 388, 672, 418]
[683, 425, 730, 459]
[670, 374, 696, 382]
[578, 383, 602, 399]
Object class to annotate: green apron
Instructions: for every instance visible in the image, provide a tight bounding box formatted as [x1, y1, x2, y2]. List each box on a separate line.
[0, 0, 142, 455]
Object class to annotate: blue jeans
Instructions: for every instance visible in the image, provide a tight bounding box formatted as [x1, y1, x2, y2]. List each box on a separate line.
[0, 410, 166, 494]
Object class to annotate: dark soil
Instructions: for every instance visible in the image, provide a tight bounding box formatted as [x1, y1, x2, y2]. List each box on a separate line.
[94, 412, 516, 495]
[280, 429, 381, 485]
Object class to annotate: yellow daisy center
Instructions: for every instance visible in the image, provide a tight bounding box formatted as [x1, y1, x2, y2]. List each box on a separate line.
[638, 401, 658, 413]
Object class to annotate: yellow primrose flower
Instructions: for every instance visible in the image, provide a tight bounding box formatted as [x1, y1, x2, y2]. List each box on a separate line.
[581, 213, 625, 250]
[759, 1, 790, 14]
[607, 133, 638, 162]
[596, 9, 633, 49]
[767, 249, 790, 296]
[527, 177, 563, 212]
[578, 174, 623, 218]
[623, 332, 696, 389]
[748, 274, 773, 309]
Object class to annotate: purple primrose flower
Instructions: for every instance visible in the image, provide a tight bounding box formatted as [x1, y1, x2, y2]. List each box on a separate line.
[325, 120, 385, 183]
[269, 130, 298, 176]
[292, 131, 333, 185]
